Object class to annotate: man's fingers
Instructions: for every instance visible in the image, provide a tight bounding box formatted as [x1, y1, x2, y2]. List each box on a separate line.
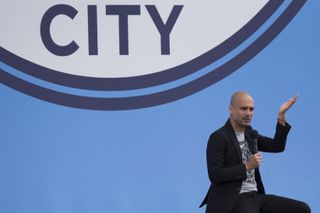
[287, 98, 297, 107]
[257, 157, 262, 164]
[248, 153, 262, 166]
[250, 153, 261, 159]
[279, 95, 299, 114]
[254, 152, 262, 158]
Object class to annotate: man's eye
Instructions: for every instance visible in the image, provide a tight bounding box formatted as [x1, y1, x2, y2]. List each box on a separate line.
[240, 107, 254, 111]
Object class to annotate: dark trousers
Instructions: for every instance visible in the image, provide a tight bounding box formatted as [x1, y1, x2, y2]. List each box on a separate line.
[231, 191, 311, 213]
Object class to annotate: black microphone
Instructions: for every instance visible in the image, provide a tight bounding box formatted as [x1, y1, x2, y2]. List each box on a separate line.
[249, 130, 259, 154]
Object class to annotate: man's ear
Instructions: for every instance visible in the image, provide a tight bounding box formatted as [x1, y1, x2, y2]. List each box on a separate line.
[229, 105, 234, 114]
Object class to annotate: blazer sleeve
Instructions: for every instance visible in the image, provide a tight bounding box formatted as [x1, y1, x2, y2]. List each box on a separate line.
[257, 122, 291, 153]
[207, 132, 247, 184]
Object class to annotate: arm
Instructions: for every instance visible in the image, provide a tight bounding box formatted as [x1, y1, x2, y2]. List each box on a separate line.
[206, 133, 247, 184]
[258, 95, 298, 152]
[257, 122, 291, 152]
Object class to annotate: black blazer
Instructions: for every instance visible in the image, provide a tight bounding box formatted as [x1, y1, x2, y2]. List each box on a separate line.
[200, 119, 291, 213]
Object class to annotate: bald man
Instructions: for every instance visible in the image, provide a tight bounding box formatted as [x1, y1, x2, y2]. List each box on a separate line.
[200, 91, 310, 213]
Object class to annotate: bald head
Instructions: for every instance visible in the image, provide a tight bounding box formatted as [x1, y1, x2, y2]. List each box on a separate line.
[230, 91, 253, 107]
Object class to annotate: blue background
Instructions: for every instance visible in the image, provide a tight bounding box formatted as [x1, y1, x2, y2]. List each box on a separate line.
[1, 1, 319, 212]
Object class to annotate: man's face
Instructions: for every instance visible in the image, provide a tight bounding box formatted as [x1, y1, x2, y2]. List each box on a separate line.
[229, 94, 254, 129]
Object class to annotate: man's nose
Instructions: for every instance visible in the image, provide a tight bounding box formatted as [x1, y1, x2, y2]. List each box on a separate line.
[246, 109, 252, 115]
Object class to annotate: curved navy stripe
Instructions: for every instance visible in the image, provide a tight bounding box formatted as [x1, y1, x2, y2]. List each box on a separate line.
[0, 0, 283, 91]
[0, 0, 307, 110]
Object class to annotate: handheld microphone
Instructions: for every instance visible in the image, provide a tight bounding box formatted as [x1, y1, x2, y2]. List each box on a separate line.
[249, 130, 259, 154]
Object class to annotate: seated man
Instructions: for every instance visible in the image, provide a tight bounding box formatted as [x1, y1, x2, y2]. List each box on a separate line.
[200, 91, 310, 213]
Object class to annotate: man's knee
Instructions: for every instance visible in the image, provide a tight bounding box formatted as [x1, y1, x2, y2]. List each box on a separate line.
[299, 201, 311, 213]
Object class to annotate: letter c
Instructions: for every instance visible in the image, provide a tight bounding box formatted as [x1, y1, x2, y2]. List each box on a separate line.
[40, 4, 79, 56]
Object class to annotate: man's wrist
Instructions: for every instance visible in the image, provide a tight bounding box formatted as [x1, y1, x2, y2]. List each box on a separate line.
[277, 113, 286, 126]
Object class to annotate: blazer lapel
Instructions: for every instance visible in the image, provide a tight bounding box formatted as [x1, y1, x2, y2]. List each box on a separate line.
[225, 120, 242, 163]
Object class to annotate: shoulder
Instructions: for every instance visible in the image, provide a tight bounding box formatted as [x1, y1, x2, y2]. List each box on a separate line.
[208, 125, 229, 144]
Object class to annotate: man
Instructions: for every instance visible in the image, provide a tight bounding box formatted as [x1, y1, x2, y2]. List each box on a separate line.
[200, 91, 310, 213]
